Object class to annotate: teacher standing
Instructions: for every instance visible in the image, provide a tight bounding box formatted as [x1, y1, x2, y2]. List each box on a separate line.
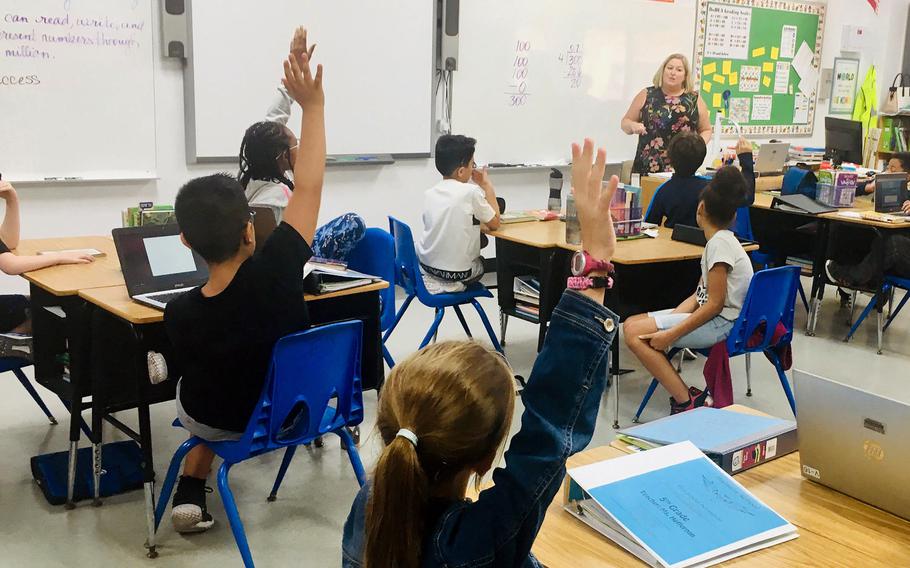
[622, 53, 712, 174]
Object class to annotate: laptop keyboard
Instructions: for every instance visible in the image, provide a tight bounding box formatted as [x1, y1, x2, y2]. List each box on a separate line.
[146, 290, 190, 305]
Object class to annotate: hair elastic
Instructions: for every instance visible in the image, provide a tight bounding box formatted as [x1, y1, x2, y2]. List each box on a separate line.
[396, 428, 418, 448]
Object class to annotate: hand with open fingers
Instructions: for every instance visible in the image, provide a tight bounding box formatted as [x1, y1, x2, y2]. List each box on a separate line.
[54, 251, 95, 265]
[471, 166, 491, 188]
[902, 200, 910, 214]
[289, 26, 316, 60]
[0, 181, 16, 199]
[283, 52, 324, 109]
[736, 136, 752, 155]
[571, 138, 617, 262]
[639, 330, 673, 352]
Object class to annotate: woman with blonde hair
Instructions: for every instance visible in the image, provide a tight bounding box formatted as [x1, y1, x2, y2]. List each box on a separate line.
[342, 138, 621, 568]
[622, 53, 712, 173]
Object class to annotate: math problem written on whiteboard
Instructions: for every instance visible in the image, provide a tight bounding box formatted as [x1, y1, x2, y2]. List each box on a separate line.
[557, 43, 583, 89]
[506, 39, 530, 107]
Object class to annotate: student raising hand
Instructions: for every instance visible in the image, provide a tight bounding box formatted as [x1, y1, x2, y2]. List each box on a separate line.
[571, 138, 618, 263]
[282, 52, 324, 109]
[289, 26, 316, 60]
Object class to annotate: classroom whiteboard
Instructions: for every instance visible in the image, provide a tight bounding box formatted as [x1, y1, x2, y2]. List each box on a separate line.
[187, 0, 434, 160]
[694, 0, 825, 136]
[0, 0, 157, 181]
[450, 0, 698, 166]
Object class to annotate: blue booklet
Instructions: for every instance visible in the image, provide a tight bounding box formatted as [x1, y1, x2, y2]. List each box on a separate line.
[566, 442, 797, 567]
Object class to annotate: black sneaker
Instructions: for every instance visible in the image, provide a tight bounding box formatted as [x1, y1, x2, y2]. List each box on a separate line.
[670, 388, 714, 415]
[172, 475, 214, 534]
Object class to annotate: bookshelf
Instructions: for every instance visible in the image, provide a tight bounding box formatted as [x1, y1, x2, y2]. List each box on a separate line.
[877, 113, 910, 163]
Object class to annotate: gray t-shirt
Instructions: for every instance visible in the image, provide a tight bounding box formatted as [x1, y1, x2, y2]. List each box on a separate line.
[696, 229, 753, 321]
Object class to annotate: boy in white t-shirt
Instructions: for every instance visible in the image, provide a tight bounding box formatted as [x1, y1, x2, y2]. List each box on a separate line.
[417, 134, 502, 291]
[623, 167, 754, 414]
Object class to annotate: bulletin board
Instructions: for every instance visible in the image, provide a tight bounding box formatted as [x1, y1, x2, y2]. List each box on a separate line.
[693, 0, 826, 136]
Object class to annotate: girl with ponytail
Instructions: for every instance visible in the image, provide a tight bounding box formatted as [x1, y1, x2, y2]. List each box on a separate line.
[343, 138, 622, 568]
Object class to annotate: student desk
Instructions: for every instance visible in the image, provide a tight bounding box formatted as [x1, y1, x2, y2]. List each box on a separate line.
[76, 281, 389, 557]
[750, 192, 910, 335]
[531, 445, 910, 566]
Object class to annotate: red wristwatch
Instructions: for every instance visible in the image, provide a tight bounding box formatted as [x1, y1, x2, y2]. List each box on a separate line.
[571, 250, 614, 276]
[567, 275, 614, 290]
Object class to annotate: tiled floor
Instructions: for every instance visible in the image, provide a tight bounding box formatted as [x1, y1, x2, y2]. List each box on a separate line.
[1, 281, 908, 567]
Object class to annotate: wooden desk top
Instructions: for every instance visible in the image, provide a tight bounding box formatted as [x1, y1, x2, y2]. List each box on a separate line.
[489, 221, 757, 265]
[532, 445, 910, 567]
[15, 237, 124, 296]
[752, 192, 909, 229]
[78, 281, 390, 325]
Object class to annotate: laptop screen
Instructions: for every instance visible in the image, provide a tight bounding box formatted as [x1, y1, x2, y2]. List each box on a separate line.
[112, 224, 209, 297]
[874, 173, 909, 213]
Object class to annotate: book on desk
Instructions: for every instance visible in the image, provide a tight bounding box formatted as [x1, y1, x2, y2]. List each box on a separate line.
[303, 262, 382, 294]
[564, 442, 798, 568]
[616, 407, 797, 475]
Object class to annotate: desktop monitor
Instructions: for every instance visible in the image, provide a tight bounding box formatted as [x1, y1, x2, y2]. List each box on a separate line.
[825, 117, 864, 166]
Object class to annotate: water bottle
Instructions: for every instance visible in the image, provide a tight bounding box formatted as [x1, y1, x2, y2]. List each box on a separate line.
[548, 168, 563, 212]
[565, 189, 581, 245]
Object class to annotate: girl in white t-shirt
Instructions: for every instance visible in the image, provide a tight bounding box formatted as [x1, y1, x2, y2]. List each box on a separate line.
[238, 26, 365, 262]
[623, 167, 754, 414]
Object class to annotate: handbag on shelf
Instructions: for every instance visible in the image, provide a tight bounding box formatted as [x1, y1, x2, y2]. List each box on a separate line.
[883, 73, 910, 115]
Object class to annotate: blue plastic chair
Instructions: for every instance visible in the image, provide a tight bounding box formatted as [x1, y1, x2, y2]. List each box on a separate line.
[4, 357, 57, 424]
[154, 321, 366, 568]
[633, 266, 800, 421]
[387, 217, 504, 352]
[844, 274, 910, 354]
[347, 228, 398, 368]
[734, 206, 809, 312]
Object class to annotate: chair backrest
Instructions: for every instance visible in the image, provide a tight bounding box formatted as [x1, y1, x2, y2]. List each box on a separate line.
[388, 216, 432, 300]
[726, 266, 800, 355]
[732, 205, 754, 241]
[347, 228, 396, 331]
[230, 321, 364, 459]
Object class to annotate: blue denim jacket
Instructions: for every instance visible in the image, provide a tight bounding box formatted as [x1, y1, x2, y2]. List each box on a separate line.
[342, 290, 618, 567]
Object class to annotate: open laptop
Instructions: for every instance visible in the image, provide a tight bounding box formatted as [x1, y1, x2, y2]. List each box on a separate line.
[873, 173, 909, 214]
[753, 142, 790, 174]
[795, 370, 910, 520]
[112, 224, 209, 310]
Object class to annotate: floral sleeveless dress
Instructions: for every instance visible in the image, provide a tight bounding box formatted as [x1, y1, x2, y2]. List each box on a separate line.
[633, 86, 701, 174]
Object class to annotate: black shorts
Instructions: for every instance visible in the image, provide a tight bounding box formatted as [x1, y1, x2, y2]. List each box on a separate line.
[0, 295, 30, 332]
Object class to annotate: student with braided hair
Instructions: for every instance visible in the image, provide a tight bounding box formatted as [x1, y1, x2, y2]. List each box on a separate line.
[240, 26, 365, 262]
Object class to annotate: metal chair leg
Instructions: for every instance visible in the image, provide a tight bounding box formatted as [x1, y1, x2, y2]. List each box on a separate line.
[848, 290, 858, 326]
[745, 353, 752, 397]
[452, 305, 473, 337]
[499, 311, 509, 346]
[471, 299, 505, 354]
[268, 446, 298, 501]
[633, 379, 659, 423]
[153, 437, 203, 530]
[419, 309, 445, 349]
[337, 428, 366, 487]
[13, 367, 57, 424]
[877, 308, 884, 355]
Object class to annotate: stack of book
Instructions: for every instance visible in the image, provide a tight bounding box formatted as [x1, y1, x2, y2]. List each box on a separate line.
[121, 202, 176, 227]
[513, 275, 540, 320]
[788, 146, 825, 164]
[609, 184, 643, 238]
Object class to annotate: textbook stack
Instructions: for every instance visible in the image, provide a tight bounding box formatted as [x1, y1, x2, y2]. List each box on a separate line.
[513, 276, 540, 320]
[121, 202, 176, 227]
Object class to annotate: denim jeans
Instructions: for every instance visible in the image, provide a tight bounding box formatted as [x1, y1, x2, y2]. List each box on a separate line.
[342, 291, 619, 567]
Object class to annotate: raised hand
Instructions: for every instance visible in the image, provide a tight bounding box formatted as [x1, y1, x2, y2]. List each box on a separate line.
[571, 138, 617, 262]
[0, 181, 17, 200]
[289, 26, 316, 60]
[282, 52, 324, 109]
[736, 136, 752, 155]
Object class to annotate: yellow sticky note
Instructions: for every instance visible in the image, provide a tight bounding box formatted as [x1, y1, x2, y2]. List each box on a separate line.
[762, 62, 774, 72]
[713, 93, 722, 108]
[703, 62, 717, 75]
[771, 47, 779, 60]
[729, 72, 739, 86]
[703, 81, 712, 93]
[713, 74, 726, 84]
[752, 46, 766, 57]
[722, 60, 732, 75]
[762, 75, 771, 88]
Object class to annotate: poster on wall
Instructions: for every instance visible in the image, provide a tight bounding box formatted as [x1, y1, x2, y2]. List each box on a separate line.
[829, 57, 860, 115]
